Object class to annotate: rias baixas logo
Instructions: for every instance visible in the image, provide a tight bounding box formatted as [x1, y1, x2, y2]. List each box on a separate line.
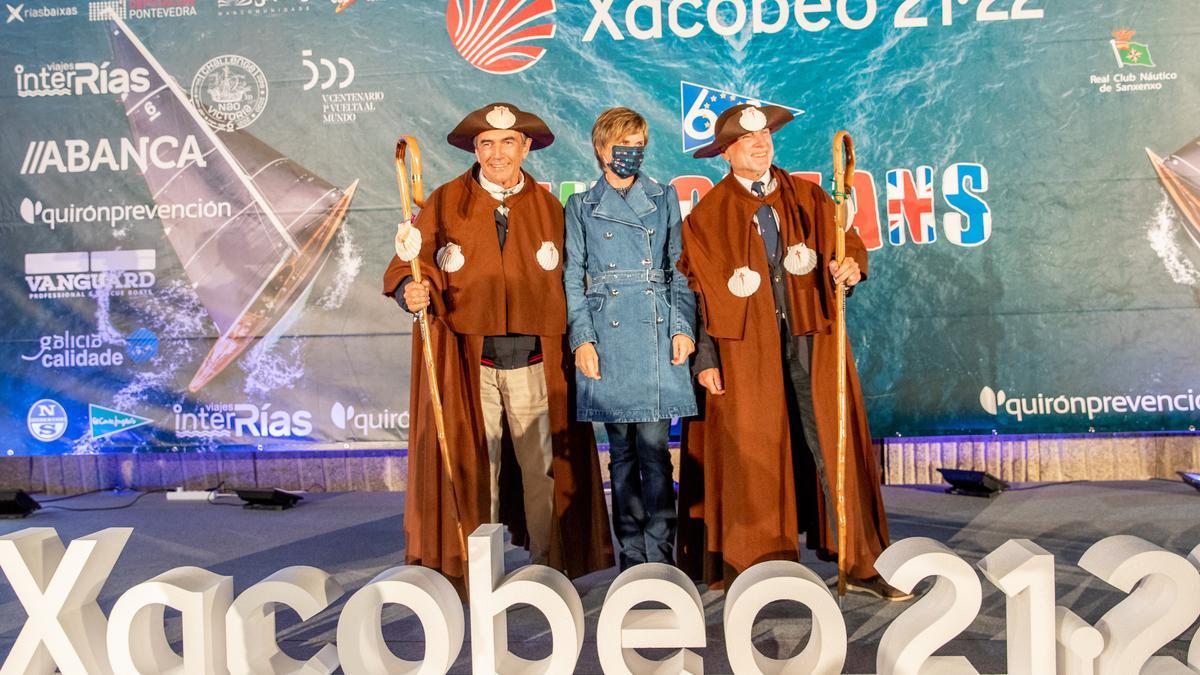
[446, 0, 555, 75]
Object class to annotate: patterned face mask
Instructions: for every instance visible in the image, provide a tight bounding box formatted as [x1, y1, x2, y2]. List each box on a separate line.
[607, 144, 645, 179]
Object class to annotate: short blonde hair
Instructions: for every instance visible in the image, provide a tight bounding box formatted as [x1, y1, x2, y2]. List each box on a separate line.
[591, 107, 648, 170]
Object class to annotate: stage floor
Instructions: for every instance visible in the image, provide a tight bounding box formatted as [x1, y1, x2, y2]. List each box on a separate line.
[3, 480, 1200, 673]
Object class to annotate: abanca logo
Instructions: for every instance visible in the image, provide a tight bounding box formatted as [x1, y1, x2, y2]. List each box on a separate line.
[447, 0, 555, 75]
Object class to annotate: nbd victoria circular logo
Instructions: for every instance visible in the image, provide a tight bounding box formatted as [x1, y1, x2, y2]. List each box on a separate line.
[190, 54, 268, 131]
[446, 0, 556, 75]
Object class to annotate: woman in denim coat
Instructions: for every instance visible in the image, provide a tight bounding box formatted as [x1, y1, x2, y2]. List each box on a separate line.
[563, 107, 698, 569]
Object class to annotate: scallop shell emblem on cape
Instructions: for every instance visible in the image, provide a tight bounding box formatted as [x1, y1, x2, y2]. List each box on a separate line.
[536, 241, 560, 271]
[436, 243, 465, 273]
[727, 266, 761, 297]
[394, 220, 422, 262]
[738, 106, 768, 132]
[784, 243, 818, 275]
[485, 105, 517, 130]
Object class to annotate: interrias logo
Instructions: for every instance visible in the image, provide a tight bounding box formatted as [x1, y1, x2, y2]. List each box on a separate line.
[447, 0, 556, 75]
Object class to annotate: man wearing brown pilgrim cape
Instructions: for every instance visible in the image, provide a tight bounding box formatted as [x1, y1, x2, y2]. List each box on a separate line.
[676, 103, 910, 600]
[383, 103, 612, 586]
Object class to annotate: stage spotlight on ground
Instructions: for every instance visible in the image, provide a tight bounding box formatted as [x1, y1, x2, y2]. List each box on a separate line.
[1177, 471, 1200, 491]
[0, 491, 41, 519]
[234, 488, 303, 511]
[937, 468, 1010, 498]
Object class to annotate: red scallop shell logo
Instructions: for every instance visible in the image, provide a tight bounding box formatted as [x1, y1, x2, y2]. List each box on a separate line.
[447, 0, 556, 75]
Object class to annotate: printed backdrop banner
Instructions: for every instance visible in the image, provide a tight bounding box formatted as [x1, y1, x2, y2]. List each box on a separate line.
[1, 0, 1198, 454]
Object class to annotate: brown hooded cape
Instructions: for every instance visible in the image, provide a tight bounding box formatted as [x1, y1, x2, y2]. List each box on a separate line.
[676, 166, 890, 586]
[383, 165, 613, 584]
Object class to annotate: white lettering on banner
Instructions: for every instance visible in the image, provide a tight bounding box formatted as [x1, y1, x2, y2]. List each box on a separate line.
[173, 403, 314, 439]
[583, 0, 1045, 41]
[6, 527, 1200, 673]
[19, 136, 207, 175]
[14, 62, 151, 98]
[981, 385, 1200, 423]
[19, 196, 232, 230]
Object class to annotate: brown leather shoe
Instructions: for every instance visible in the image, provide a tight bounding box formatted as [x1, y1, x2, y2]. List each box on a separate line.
[844, 575, 915, 602]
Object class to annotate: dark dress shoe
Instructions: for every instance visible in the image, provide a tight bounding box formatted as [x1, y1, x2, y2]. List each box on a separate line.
[844, 575, 915, 602]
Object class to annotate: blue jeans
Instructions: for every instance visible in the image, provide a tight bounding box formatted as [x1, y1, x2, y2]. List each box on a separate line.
[605, 420, 675, 569]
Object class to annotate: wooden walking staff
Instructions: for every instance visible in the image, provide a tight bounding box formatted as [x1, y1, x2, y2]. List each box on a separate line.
[393, 136, 469, 572]
[831, 130, 855, 605]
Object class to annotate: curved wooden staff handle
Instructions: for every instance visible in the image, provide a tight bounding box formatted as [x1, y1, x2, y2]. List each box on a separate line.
[831, 130, 855, 605]
[394, 135, 468, 574]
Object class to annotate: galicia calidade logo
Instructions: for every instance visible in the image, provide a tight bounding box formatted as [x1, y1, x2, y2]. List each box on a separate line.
[446, 0, 556, 75]
[89, 404, 151, 440]
[27, 399, 68, 442]
[190, 55, 268, 131]
[680, 81, 803, 153]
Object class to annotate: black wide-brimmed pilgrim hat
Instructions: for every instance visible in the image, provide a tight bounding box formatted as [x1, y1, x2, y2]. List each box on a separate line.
[692, 103, 795, 159]
[446, 102, 555, 152]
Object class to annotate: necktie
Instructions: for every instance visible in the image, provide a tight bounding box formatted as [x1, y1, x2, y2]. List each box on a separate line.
[495, 208, 508, 250]
[751, 181, 779, 261]
[495, 187, 517, 250]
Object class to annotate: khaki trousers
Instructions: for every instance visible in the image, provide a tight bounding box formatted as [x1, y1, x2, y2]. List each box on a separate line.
[479, 362, 555, 565]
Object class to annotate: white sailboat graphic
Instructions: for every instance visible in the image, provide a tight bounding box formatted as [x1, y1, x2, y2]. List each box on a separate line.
[107, 15, 359, 392]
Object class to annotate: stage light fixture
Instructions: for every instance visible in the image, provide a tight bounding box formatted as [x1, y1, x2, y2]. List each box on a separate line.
[234, 488, 302, 511]
[937, 468, 1010, 498]
[1177, 472, 1200, 492]
[0, 490, 42, 518]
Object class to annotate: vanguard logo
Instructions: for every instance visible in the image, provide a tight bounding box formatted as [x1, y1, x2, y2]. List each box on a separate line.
[980, 385, 1200, 422]
[24, 249, 156, 300]
[446, 0, 556, 75]
[18, 135, 207, 175]
[14, 61, 150, 97]
[89, 404, 152, 440]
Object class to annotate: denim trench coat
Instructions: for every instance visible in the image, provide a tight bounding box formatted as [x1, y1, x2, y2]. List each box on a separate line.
[564, 175, 698, 422]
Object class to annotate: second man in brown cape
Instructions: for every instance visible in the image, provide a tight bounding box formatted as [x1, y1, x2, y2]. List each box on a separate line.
[676, 103, 909, 600]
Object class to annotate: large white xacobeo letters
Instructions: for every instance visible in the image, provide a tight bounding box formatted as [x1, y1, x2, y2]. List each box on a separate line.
[5, 525, 1200, 674]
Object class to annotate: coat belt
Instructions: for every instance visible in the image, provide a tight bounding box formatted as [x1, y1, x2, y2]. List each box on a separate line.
[589, 269, 670, 284]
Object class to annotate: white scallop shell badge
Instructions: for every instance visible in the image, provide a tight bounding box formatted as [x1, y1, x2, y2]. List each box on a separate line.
[394, 220, 422, 262]
[738, 106, 768, 132]
[783, 243, 818, 276]
[536, 241, 560, 271]
[485, 105, 516, 130]
[726, 266, 761, 297]
[436, 243, 465, 273]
